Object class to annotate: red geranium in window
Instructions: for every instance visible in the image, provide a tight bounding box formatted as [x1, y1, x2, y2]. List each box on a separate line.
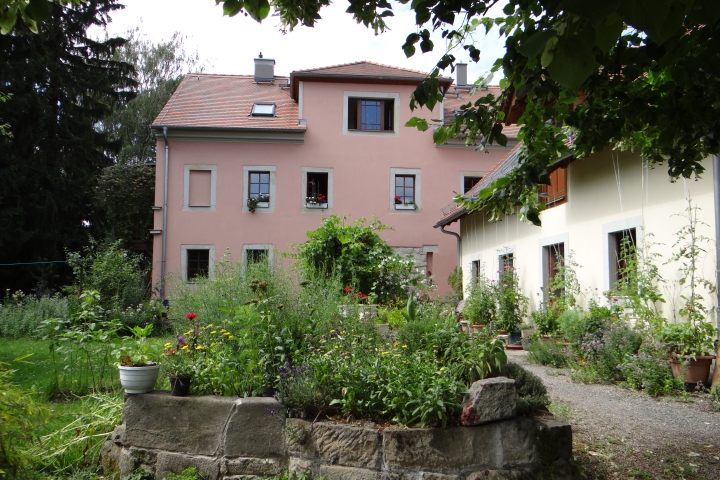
[394, 195, 402, 205]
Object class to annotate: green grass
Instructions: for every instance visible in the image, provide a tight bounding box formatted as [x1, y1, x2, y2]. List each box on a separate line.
[0, 338, 58, 399]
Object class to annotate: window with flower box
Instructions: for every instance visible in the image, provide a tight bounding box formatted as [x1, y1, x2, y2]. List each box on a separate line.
[390, 168, 421, 211]
[243, 166, 276, 212]
[306, 172, 328, 208]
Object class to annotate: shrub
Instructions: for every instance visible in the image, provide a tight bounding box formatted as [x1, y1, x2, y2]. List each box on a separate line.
[0, 290, 68, 339]
[494, 266, 528, 332]
[447, 267, 463, 297]
[532, 307, 561, 336]
[581, 323, 642, 382]
[291, 215, 424, 304]
[527, 339, 571, 368]
[463, 275, 496, 325]
[0, 361, 47, 478]
[619, 338, 679, 396]
[498, 362, 550, 414]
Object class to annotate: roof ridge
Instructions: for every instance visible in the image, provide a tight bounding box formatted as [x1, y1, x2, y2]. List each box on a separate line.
[292, 60, 433, 77]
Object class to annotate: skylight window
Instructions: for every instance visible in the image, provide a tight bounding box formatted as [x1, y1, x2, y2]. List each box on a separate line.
[251, 103, 276, 117]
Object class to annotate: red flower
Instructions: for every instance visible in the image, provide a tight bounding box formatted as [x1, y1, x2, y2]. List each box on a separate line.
[344, 286, 351, 293]
[186, 312, 197, 320]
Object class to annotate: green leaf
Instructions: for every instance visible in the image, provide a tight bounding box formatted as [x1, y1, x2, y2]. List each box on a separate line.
[540, 37, 558, 67]
[560, 0, 622, 24]
[624, 0, 674, 44]
[223, 0, 244, 17]
[244, 0, 270, 21]
[433, 127, 449, 145]
[594, 16, 624, 54]
[479, 187, 493, 200]
[517, 30, 557, 59]
[546, 36, 596, 90]
[25, 0, 51, 22]
[405, 117, 429, 131]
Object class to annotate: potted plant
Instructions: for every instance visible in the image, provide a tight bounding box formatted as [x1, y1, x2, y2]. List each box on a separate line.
[494, 266, 528, 339]
[162, 314, 202, 396]
[115, 324, 163, 394]
[305, 180, 328, 209]
[659, 320, 716, 387]
[247, 194, 270, 212]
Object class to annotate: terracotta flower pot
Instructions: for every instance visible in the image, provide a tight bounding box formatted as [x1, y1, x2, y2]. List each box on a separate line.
[670, 354, 716, 387]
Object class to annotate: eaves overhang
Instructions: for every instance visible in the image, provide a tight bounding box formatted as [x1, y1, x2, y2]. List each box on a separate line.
[151, 125, 306, 144]
[289, 72, 453, 100]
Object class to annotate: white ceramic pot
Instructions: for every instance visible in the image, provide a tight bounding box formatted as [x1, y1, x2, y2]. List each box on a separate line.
[118, 364, 160, 394]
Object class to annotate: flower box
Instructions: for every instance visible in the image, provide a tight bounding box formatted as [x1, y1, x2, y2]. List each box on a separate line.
[394, 204, 416, 210]
[255, 202, 269, 208]
[305, 203, 328, 209]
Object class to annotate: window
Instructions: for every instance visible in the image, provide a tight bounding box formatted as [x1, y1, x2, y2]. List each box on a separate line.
[390, 168, 421, 211]
[538, 166, 567, 207]
[543, 243, 565, 298]
[306, 172, 328, 207]
[348, 98, 394, 131]
[243, 166, 276, 212]
[343, 92, 400, 135]
[246, 249, 267, 264]
[395, 175, 415, 204]
[248, 171, 270, 200]
[463, 176, 483, 194]
[251, 103, 275, 117]
[183, 165, 217, 211]
[181, 245, 215, 282]
[187, 250, 209, 280]
[609, 228, 637, 284]
[243, 244, 273, 266]
[471, 260, 481, 284]
[499, 253, 514, 272]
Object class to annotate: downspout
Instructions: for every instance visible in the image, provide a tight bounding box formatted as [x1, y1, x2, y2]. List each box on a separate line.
[440, 225, 462, 291]
[160, 126, 169, 300]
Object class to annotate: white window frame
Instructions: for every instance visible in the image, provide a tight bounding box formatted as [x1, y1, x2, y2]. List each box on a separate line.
[343, 91, 401, 137]
[390, 168, 421, 212]
[602, 216, 643, 290]
[242, 244, 274, 266]
[181, 245, 216, 282]
[301, 167, 334, 211]
[183, 165, 217, 211]
[460, 171, 486, 194]
[243, 166, 277, 212]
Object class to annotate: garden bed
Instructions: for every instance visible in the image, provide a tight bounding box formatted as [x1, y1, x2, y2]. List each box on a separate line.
[102, 392, 573, 479]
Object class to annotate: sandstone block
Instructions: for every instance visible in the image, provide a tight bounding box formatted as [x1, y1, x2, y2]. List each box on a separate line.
[286, 419, 381, 469]
[111, 424, 125, 445]
[382, 424, 500, 471]
[100, 438, 122, 475]
[155, 451, 220, 480]
[461, 378, 516, 426]
[224, 457, 283, 476]
[464, 468, 536, 479]
[224, 397, 285, 458]
[533, 416, 572, 465]
[123, 392, 236, 455]
[287, 456, 315, 476]
[119, 447, 157, 478]
[500, 418, 538, 468]
[319, 465, 381, 480]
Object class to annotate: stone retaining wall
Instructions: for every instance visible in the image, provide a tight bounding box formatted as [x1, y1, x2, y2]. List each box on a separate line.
[102, 392, 572, 480]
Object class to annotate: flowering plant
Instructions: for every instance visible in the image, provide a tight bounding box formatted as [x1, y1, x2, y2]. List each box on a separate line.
[394, 195, 402, 205]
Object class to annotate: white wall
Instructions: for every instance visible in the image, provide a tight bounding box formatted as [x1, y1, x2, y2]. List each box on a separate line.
[459, 149, 717, 324]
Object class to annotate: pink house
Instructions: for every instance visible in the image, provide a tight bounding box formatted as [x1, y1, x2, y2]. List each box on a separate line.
[150, 58, 517, 297]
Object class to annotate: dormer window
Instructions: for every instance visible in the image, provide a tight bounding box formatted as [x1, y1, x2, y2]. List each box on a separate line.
[251, 102, 276, 117]
[347, 97, 394, 131]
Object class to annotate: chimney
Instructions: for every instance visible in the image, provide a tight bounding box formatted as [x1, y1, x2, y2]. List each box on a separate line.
[456, 63, 467, 87]
[254, 52, 275, 83]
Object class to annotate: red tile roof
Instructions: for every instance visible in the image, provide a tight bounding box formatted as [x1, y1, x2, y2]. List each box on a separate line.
[152, 74, 302, 130]
[289, 61, 453, 100]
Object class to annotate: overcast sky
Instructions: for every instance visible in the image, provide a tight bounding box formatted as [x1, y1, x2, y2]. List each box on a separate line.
[92, 0, 507, 83]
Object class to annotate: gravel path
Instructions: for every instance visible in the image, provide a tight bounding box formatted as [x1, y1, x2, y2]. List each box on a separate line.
[506, 350, 720, 479]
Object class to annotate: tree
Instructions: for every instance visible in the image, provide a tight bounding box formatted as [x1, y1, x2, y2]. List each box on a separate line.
[214, 0, 720, 225]
[0, 0, 135, 293]
[102, 29, 201, 165]
[94, 31, 201, 246]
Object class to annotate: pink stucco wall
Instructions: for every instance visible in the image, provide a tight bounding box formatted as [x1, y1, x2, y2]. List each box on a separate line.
[152, 81, 512, 296]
